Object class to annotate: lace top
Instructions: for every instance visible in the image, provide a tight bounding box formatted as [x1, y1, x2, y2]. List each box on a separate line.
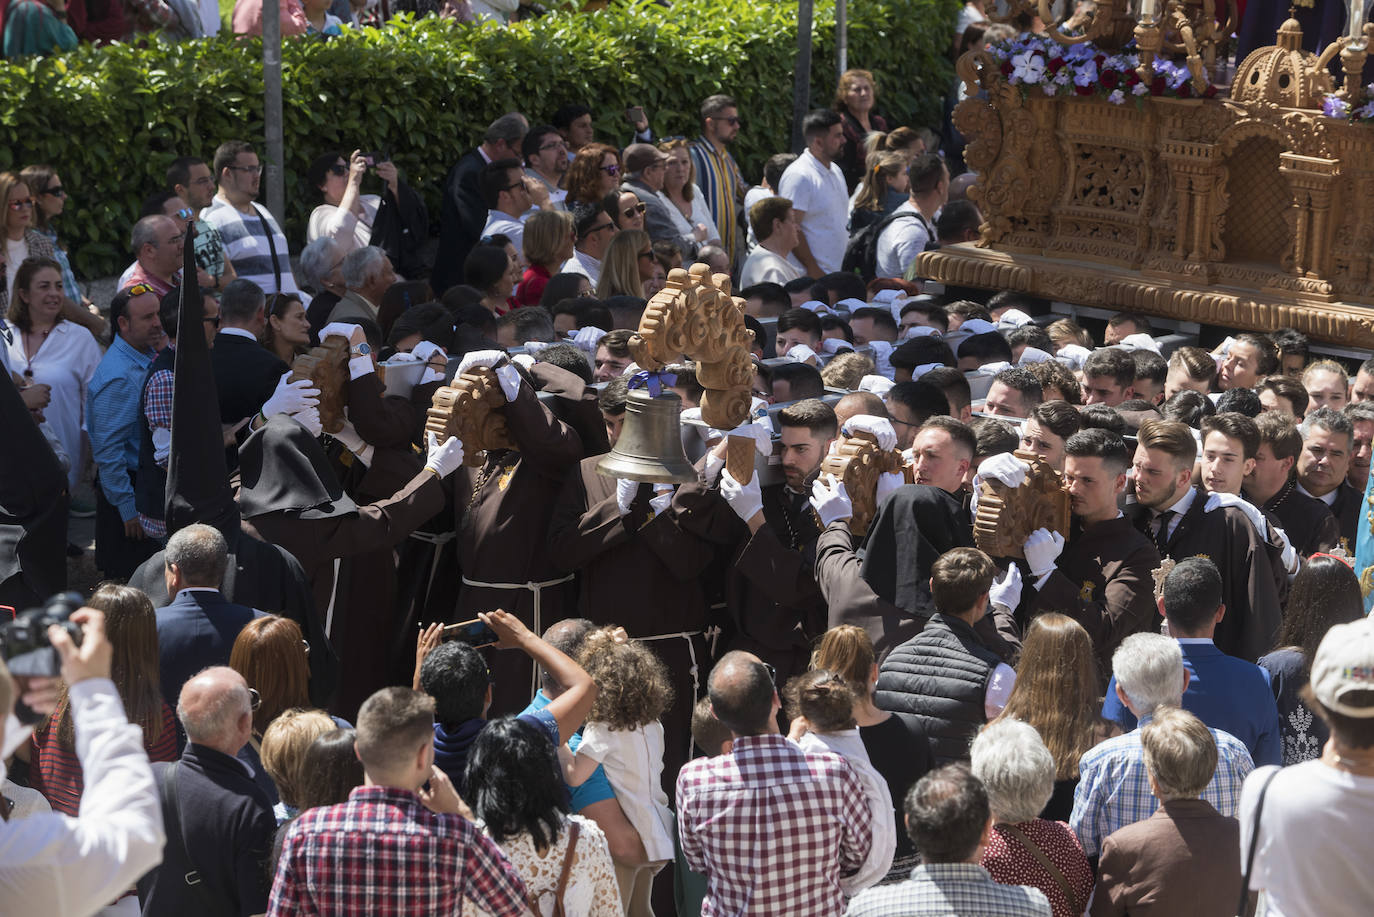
[474, 814, 623, 917]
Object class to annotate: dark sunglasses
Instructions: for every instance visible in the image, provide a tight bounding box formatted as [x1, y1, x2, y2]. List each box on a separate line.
[600, 163, 621, 176]
[41, 186, 66, 198]
[624, 202, 647, 218]
[328, 163, 348, 177]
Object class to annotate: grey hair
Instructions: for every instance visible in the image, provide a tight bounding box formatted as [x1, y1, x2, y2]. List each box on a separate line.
[341, 246, 386, 291]
[1299, 406, 1354, 449]
[969, 719, 1055, 824]
[131, 215, 169, 255]
[165, 523, 229, 587]
[177, 669, 251, 746]
[1112, 633, 1185, 715]
[299, 237, 340, 289]
[484, 112, 529, 145]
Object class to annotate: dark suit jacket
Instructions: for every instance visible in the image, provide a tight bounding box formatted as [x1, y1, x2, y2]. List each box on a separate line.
[1092, 798, 1242, 916]
[623, 178, 682, 246]
[138, 744, 276, 917]
[432, 148, 486, 295]
[156, 589, 263, 709]
[211, 331, 289, 469]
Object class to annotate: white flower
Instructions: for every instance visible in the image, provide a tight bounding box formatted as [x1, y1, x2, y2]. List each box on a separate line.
[1108, 89, 1125, 105]
[1011, 49, 1047, 84]
[1132, 81, 1149, 95]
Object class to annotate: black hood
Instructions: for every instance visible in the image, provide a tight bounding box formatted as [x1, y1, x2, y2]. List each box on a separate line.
[859, 483, 973, 616]
[238, 413, 357, 520]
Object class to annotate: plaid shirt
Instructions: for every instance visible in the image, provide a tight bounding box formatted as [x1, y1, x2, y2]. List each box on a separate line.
[137, 366, 174, 538]
[1070, 716, 1254, 856]
[676, 733, 873, 917]
[268, 785, 529, 916]
[845, 863, 1051, 916]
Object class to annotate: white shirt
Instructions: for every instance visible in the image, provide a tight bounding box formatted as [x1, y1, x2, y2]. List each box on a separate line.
[0, 678, 165, 916]
[743, 185, 772, 253]
[1154, 486, 1197, 543]
[1241, 762, 1374, 917]
[5, 236, 29, 307]
[1296, 480, 1339, 507]
[778, 150, 850, 274]
[739, 247, 805, 288]
[218, 326, 259, 342]
[307, 195, 380, 254]
[577, 720, 676, 862]
[658, 185, 721, 252]
[561, 250, 601, 286]
[5, 320, 101, 490]
[797, 730, 895, 894]
[481, 210, 528, 255]
[875, 201, 936, 279]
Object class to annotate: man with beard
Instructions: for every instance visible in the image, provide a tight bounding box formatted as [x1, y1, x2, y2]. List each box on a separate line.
[1128, 419, 1283, 662]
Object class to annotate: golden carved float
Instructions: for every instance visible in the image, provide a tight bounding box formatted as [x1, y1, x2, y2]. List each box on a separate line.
[629, 263, 755, 429]
[425, 368, 516, 466]
[973, 451, 1071, 559]
[918, 16, 1374, 349]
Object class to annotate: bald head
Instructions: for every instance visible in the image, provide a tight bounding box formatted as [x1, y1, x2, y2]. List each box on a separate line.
[177, 666, 252, 753]
[835, 391, 888, 428]
[540, 617, 593, 697]
[707, 650, 777, 737]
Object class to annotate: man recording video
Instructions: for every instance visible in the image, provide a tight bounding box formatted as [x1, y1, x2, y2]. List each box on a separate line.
[0, 606, 164, 915]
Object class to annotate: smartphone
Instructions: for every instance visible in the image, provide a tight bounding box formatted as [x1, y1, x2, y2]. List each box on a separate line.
[625, 106, 645, 125]
[364, 151, 388, 166]
[442, 617, 499, 648]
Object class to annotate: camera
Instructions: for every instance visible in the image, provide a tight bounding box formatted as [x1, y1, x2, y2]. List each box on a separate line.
[363, 151, 388, 167]
[0, 592, 83, 679]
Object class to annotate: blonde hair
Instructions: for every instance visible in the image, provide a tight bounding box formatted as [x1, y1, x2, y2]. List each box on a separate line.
[260, 708, 336, 808]
[821, 351, 876, 389]
[657, 138, 697, 201]
[1047, 318, 1092, 350]
[523, 209, 574, 270]
[811, 624, 877, 696]
[596, 229, 650, 300]
[834, 68, 878, 112]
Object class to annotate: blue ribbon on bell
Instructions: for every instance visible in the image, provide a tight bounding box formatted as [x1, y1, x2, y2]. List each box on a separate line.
[627, 370, 678, 398]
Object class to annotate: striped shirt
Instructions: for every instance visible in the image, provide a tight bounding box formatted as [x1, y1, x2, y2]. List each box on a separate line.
[690, 136, 745, 263]
[202, 197, 301, 296]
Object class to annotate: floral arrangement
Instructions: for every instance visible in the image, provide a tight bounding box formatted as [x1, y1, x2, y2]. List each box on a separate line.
[1320, 89, 1374, 122]
[986, 33, 1218, 104]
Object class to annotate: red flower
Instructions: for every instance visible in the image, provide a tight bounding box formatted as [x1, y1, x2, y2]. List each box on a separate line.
[1203, 85, 1218, 98]
[1150, 76, 1167, 94]
[1048, 56, 1065, 74]
[1125, 70, 1141, 85]
[1001, 60, 1013, 77]
[1094, 53, 1106, 66]
[1099, 69, 1120, 89]
[1074, 83, 1094, 96]
[1177, 81, 1193, 98]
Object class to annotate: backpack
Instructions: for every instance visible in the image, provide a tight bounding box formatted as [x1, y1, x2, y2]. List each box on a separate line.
[841, 210, 934, 282]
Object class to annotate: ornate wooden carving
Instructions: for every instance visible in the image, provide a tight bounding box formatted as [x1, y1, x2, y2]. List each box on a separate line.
[973, 451, 1071, 559]
[425, 368, 515, 466]
[289, 336, 350, 434]
[629, 263, 756, 429]
[725, 435, 756, 485]
[819, 431, 905, 537]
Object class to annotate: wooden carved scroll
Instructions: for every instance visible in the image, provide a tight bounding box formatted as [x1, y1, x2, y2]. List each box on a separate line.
[425, 368, 516, 466]
[973, 450, 1071, 559]
[725, 435, 757, 485]
[819, 431, 905, 537]
[289, 336, 350, 434]
[629, 263, 755, 429]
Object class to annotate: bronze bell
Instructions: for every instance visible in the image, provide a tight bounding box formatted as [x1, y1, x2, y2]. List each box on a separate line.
[596, 388, 698, 484]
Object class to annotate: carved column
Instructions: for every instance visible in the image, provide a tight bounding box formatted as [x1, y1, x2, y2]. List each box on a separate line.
[1161, 141, 1223, 264]
[1279, 154, 1340, 278]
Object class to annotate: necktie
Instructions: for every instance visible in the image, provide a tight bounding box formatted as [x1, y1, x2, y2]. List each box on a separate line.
[1154, 510, 1175, 555]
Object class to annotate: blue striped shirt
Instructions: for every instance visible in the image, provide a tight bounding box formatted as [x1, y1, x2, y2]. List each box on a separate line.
[689, 136, 745, 261]
[202, 198, 301, 296]
[86, 335, 157, 520]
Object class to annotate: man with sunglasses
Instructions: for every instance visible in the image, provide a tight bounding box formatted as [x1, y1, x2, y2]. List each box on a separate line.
[690, 94, 749, 270]
[125, 215, 186, 299]
[562, 201, 617, 286]
[477, 158, 551, 256]
[202, 140, 305, 300]
[621, 143, 679, 245]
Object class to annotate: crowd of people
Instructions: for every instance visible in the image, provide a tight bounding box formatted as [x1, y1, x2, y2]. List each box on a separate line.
[1, 34, 1373, 917]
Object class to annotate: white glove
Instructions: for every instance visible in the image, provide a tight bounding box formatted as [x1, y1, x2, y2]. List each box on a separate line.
[720, 468, 763, 523]
[650, 483, 674, 516]
[571, 326, 608, 356]
[387, 350, 421, 363]
[291, 405, 323, 438]
[842, 415, 897, 453]
[876, 470, 904, 506]
[989, 564, 1023, 612]
[865, 340, 895, 378]
[818, 338, 850, 355]
[799, 299, 830, 314]
[456, 349, 506, 375]
[704, 451, 725, 486]
[1023, 528, 1066, 578]
[1205, 492, 1298, 575]
[1055, 344, 1091, 371]
[974, 452, 1030, 490]
[810, 474, 853, 527]
[332, 418, 367, 455]
[262, 371, 320, 418]
[511, 353, 537, 371]
[616, 477, 638, 516]
[858, 374, 895, 395]
[411, 341, 446, 365]
[319, 322, 363, 345]
[786, 343, 819, 365]
[424, 431, 465, 478]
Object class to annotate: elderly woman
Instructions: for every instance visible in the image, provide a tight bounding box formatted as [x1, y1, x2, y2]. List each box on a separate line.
[657, 138, 720, 256]
[299, 236, 347, 334]
[971, 719, 1094, 917]
[834, 69, 889, 190]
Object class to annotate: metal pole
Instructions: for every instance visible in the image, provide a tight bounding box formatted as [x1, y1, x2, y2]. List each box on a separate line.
[792, 0, 814, 154]
[836, 0, 847, 78]
[262, 0, 285, 226]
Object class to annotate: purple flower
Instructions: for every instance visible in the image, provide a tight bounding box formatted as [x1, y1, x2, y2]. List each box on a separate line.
[1324, 95, 1352, 119]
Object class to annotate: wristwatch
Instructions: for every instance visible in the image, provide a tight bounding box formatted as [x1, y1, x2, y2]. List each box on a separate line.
[351, 342, 372, 357]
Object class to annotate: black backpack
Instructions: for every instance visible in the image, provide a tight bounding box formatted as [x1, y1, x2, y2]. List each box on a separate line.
[841, 210, 935, 282]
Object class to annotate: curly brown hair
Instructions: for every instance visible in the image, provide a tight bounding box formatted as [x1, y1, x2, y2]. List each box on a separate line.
[782, 670, 857, 732]
[578, 628, 674, 731]
[565, 143, 619, 208]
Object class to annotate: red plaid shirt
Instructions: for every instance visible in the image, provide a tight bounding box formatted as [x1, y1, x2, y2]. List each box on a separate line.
[676, 733, 873, 916]
[268, 785, 529, 916]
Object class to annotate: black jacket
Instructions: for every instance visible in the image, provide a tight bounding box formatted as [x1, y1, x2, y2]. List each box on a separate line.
[432, 148, 486, 295]
[155, 589, 264, 710]
[210, 331, 288, 470]
[874, 613, 1001, 764]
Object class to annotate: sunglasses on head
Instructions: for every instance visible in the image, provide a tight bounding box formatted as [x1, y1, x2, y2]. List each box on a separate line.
[624, 202, 647, 217]
[125, 282, 156, 297]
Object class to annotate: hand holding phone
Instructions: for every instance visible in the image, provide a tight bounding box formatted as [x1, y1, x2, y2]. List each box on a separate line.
[441, 617, 500, 648]
[625, 106, 647, 129]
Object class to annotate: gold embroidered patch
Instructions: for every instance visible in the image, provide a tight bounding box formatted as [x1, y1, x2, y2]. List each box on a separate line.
[497, 464, 515, 492]
[1079, 580, 1095, 602]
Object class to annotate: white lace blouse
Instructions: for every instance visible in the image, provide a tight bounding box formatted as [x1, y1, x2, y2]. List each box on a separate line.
[475, 814, 624, 917]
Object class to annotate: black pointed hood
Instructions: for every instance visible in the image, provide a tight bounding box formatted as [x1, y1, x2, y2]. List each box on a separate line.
[238, 413, 357, 520]
[0, 365, 68, 599]
[859, 484, 973, 616]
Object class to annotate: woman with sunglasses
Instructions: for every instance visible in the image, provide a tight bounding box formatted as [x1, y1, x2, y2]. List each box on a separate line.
[657, 139, 721, 256]
[231, 614, 318, 805]
[607, 188, 647, 232]
[306, 151, 379, 255]
[19, 164, 95, 318]
[262, 292, 312, 364]
[4, 256, 99, 492]
[565, 143, 621, 208]
[0, 171, 56, 317]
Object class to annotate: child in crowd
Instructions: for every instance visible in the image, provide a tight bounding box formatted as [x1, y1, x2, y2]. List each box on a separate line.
[785, 669, 896, 894]
[565, 627, 675, 917]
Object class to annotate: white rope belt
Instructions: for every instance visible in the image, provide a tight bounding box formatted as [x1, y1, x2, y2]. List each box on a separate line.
[461, 574, 577, 696]
[636, 626, 722, 751]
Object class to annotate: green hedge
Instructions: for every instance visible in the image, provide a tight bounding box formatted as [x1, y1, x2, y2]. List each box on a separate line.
[0, 0, 957, 278]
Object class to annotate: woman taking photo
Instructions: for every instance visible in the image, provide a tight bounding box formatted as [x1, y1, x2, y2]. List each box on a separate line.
[466, 717, 622, 916]
[847, 150, 911, 233]
[595, 229, 653, 300]
[306, 149, 429, 276]
[657, 138, 720, 256]
[262, 292, 312, 364]
[4, 256, 100, 492]
[834, 68, 889, 190]
[517, 210, 575, 308]
[0, 171, 56, 316]
[565, 143, 621, 208]
[992, 613, 1117, 820]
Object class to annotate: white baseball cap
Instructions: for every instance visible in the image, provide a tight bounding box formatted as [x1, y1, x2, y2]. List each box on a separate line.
[1311, 617, 1374, 718]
